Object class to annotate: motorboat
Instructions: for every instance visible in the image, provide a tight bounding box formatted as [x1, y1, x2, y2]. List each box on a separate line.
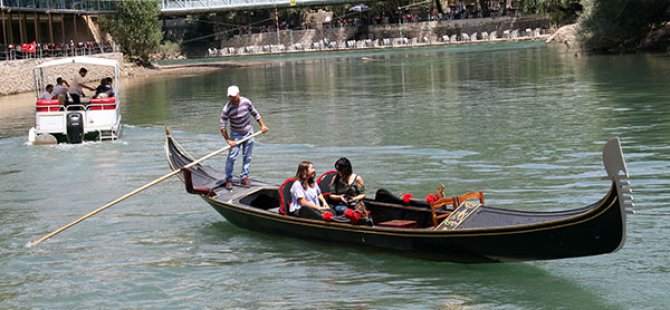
[28, 56, 122, 144]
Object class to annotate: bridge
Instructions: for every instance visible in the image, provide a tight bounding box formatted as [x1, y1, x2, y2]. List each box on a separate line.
[1, 0, 375, 51]
[161, 0, 374, 15]
[0, 0, 374, 14]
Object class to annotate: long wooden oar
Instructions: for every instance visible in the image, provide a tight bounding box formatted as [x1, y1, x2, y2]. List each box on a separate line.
[27, 130, 264, 248]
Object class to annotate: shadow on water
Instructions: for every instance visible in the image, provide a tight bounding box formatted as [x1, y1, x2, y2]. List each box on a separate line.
[198, 221, 616, 309]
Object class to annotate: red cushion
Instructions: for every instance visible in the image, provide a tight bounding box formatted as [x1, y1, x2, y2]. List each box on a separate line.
[36, 99, 60, 112]
[89, 98, 116, 110]
[90, 97, 116, 104]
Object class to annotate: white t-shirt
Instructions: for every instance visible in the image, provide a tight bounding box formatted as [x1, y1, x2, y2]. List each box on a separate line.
[40, 90, 54, 100]
[289, 181, 321, 213]
[68, 74, 85, 95]
[53, 84, 68, 97]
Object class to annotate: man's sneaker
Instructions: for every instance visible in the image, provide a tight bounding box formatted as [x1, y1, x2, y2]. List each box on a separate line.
[240, 177, 251, 186]
[225, 180, 233, 191]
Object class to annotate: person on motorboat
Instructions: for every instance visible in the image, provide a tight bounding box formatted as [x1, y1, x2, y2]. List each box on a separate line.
[67, 67, 95, 106]
[219, 85, 269, 190]
[93, 77, 114, 98]
[39, 84, 58, 100]
[53, 77, 69, 105]
[329, 157, 368, 222]
[289, 161, 334, 219]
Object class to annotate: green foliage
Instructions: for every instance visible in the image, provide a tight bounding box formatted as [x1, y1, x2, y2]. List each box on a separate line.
[99, 0, 163, 63]
[579, 0, 670, 51]
[154, 41, 182, 60]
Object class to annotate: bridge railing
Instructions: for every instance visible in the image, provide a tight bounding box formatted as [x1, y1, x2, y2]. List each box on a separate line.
[160, 0, 362, 13]
[0, 0, 116, 12]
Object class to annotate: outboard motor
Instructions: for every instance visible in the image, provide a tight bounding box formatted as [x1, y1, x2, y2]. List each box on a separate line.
[66, 112, 84, 144]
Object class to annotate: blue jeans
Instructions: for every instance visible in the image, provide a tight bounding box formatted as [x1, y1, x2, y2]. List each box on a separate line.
[225, 131, 254, 181]
[333, 204, 349, 216]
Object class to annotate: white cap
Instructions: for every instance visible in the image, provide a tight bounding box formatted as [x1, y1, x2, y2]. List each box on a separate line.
[227, 86, 240, 97]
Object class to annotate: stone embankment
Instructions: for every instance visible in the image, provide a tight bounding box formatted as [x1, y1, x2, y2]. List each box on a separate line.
[0, 53, 124, 96]
[211, 15, 552, 56]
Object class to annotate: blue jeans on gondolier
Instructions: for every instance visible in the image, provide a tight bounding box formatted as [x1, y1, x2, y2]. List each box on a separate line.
[226, 130, 254, 181]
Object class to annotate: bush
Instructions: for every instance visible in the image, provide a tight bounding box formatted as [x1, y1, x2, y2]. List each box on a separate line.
[579, 0, 670, 52]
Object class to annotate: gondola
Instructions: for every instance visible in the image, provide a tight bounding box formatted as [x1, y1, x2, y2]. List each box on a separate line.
[165, 131, 633, 263]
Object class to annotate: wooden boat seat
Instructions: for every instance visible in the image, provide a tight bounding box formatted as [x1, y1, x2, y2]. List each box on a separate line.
[456, 191, 485, 206]
[181, 168, 214, 196]
[278, 177, 297, 215]
[316, 170, 338, 199]
[430, 196, 458, 226]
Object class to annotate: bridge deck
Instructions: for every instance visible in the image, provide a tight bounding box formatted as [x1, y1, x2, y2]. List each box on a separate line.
[1, 0, 372, 14]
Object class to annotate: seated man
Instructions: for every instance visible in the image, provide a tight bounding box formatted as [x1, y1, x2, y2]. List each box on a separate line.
[289, 161, 334, 220]
[39, 84, 58, 100]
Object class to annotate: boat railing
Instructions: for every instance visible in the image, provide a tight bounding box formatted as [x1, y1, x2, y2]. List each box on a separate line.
[35, 99, 118, 113]
[64, 104, 87, 111]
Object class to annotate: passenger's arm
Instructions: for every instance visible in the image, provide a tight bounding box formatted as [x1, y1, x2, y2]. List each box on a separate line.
[318, 194, 330, 210]
[329, 193, 345, 202]
[350, 176, 367, 202]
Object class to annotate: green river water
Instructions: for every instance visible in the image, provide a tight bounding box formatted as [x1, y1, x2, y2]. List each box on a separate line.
[1, 41, 669, 308]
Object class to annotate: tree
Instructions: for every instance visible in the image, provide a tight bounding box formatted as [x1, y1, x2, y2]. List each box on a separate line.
[579, 0, 670, 52]
[99, 0, 163, 64]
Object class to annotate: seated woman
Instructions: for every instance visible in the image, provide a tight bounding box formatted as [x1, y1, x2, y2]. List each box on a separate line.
[93, 77, 113, 99]
[329, 157, 367, 220]
[289, 161, 333, 220]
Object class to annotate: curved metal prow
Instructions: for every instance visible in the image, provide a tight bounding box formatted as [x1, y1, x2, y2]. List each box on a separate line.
[603, 137, 634, 211]
[602, 137, 633, 251]
[603, 138, 634, 211]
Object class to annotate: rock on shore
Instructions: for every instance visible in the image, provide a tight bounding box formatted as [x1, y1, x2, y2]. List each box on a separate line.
[545, 23, 582, 51]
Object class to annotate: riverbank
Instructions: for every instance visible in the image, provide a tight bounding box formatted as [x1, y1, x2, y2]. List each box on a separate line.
[0, 53, 266, 97]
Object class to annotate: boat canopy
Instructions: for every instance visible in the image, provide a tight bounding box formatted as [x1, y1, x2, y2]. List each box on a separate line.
[35, 56, 120, 69]
[33, 56, 122, 100]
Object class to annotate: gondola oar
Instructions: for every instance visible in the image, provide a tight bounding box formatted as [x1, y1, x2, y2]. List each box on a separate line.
[27, 129, 264, 248]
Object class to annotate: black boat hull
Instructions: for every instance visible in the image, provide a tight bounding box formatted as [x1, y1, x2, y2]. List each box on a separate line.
[200, 186, 623, 263]
[165, 130, 629, 263]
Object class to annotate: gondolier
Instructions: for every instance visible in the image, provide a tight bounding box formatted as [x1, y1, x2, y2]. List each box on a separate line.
[220, 85, 269, 190]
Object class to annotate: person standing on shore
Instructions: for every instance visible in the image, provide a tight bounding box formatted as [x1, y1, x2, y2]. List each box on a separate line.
[220, 85, 269, 190]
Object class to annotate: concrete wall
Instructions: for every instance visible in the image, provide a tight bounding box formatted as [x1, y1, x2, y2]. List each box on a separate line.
[220, 15, 551, 49]
[0, 53, 123, 96]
